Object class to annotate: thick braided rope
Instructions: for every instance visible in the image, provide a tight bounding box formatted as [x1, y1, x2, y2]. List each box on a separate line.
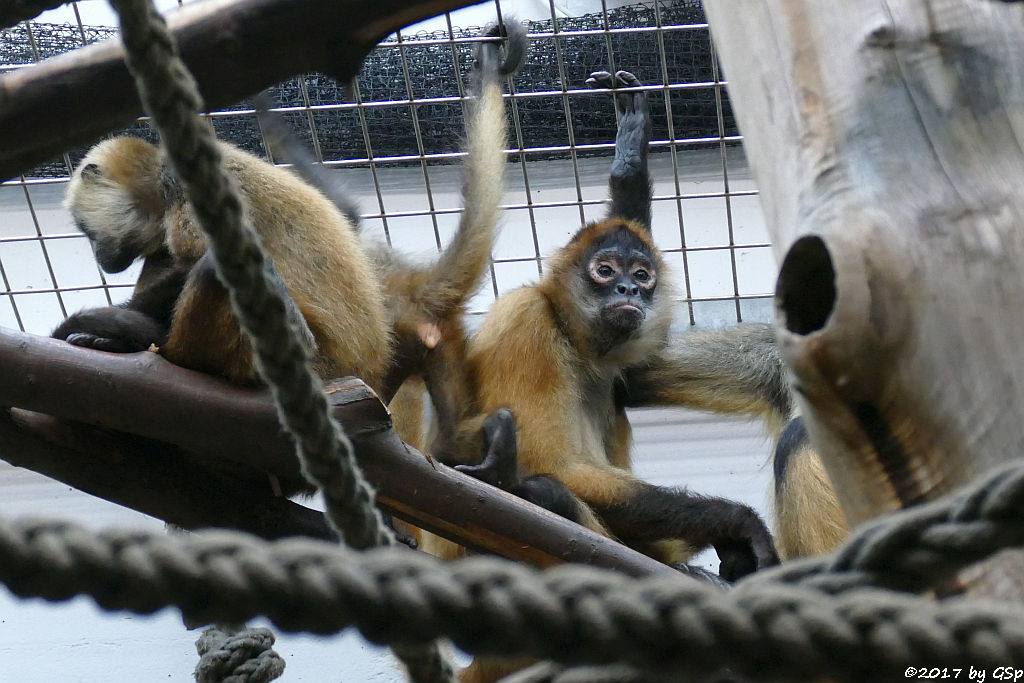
[107, 2, 455, 680]
[107, 0, 391, 552]
[2, 490, 1024, 682]
[195, 626, 285, 683]
[739, 461, 1024, 595]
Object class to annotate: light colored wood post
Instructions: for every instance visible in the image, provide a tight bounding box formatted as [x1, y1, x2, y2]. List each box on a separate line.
[703, 1, 1024, 533]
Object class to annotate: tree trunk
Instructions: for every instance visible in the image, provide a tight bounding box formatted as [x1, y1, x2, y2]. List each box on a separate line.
[704, 0, 1024, 595]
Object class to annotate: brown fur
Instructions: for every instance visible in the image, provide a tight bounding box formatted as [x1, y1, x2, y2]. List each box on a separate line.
[67, 137, 392, 389]
[437, 219, 672, 541]
[774, 440, 848, 559]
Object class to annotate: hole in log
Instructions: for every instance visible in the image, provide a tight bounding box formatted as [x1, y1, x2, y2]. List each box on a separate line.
[777, 235, 836, 335]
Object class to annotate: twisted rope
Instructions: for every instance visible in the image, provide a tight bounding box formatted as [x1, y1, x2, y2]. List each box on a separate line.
[195, 626, 285, 683]
[109, 0, 389, 552]
[4, 463, 1024, 682]
[739, 461, 1024, 595]
[106, 0, 453, 679]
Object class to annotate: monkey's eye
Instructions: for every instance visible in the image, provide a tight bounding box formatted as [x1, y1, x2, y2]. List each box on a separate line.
[596, 264, 615, 278]
[634, 269, 650, 282]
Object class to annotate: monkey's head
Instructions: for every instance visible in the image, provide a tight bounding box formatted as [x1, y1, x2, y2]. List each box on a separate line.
[547, 219, 672, 360]
[65, 137, 173, 273]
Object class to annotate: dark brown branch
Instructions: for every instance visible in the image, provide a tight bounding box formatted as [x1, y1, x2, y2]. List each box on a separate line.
[0, 0, 486, 181]
[0, 327, 677, 578]
[1, 409, 336, 541]
[1, 0, 71, 29]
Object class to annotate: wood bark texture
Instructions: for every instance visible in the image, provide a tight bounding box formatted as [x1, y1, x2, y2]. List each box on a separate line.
[704, 0, 1024, 596]
[0, 327, 677, 579]
[0, 0, 486, 181]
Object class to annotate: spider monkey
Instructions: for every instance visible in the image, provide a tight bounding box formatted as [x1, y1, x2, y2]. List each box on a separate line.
[424, 70, 779, 582]
[51, 24, 526, 497]
[621, 324, 849, 559]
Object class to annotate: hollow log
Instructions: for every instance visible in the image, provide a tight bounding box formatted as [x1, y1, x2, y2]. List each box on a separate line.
[704, 1, 1024, 594]
[0, 0, 485, 181]
[0, 326, 677, 579]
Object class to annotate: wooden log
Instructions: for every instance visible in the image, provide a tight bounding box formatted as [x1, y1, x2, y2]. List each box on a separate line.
[703, 1, 1024, 594]
[1, 0, 71, 28]
[0, 0, 485, 181]
[1, 408, 336, 541]
[0, 327, 677, 578]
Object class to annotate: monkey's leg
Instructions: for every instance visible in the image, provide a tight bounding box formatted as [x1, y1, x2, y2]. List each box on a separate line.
[164, 252, 315, 385]
[561, 463, 779, 580]
[587, 69, 653, 229]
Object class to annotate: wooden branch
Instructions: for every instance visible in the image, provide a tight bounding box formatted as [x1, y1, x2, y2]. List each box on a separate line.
[1, 408, 336, 541]
[702, 2, 1024, 525]
[1, 0, 71, 29]
[0, 0, 486, 181]
[0, 327, 676, 578]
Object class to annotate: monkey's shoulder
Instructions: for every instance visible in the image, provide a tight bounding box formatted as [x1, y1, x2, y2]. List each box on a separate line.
[470, 286, 575, 383]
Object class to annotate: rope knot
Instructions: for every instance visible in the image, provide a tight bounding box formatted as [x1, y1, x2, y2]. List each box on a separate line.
[194, 625, 285, 683]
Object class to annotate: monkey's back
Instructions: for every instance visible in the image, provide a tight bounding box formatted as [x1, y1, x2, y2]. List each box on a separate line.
[165, 142, 392, 388]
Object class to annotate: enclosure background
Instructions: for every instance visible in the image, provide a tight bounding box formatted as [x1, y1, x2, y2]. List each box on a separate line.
[0, 1, 777, 681]
[0, 0, 776, 337]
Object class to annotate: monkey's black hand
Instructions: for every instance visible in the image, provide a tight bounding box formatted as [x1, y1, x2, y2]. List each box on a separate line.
[713, 509, 780, 582]
[587, 69, 651, 175]
[53, 307, 166, 353]
[588, 69, 653, 228]
[454, 408, 520, 490]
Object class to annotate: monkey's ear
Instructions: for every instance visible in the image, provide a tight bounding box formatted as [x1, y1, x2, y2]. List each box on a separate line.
[80, 162, 101, 178]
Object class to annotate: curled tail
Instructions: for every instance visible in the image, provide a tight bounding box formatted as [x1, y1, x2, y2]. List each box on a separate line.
[425, 19, 527, 317]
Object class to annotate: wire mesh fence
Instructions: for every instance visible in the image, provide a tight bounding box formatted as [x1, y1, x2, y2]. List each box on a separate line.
[0, 0, 776, 338]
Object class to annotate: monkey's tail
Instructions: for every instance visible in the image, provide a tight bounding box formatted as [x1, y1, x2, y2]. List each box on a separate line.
[424, 20, 528, 317]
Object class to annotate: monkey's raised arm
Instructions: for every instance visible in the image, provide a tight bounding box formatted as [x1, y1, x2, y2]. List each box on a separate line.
[587, 70, 653, 230]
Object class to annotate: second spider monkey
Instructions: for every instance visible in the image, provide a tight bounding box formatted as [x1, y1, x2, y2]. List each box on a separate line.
[426, 70, 779, 582]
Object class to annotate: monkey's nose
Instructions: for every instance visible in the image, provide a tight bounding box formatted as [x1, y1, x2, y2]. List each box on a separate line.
[616, 282, 638, 296]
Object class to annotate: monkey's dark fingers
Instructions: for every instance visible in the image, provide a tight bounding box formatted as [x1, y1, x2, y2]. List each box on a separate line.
[64, 332, 139, 353]
[713, 540, 758, 582]
[613, 70, 642, 89]
[585, 70, 614, 90]
[612, 70, 646, 117]
[668, 561, 732, 591]
[53, 307, 165, 353]
[750, 527, 781, 569]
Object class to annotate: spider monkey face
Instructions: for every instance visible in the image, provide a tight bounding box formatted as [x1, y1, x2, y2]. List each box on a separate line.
[583, 225, 658, 336]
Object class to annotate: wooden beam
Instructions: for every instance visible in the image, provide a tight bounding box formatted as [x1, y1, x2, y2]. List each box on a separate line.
[0, 0, 486, 181]
[1, 0, 72, 29]
[1, 408, 336, 541]
[703, 1, 1024, 596]
[0, 327, 677, 578]
[704, 0, 1024, 523]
